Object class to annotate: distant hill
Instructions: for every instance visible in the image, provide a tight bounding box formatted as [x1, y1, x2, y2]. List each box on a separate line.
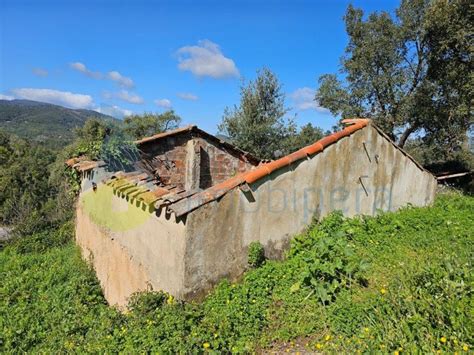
[0, 99, 119, 148]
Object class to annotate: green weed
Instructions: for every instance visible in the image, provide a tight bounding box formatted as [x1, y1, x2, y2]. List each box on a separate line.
[0, 193, 472, 353]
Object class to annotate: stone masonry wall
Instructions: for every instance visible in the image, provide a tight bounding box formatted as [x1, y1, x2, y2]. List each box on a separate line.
[196, 137, 254, 189]
[139, 133, 190, 189]
[138, 132, 256, 190]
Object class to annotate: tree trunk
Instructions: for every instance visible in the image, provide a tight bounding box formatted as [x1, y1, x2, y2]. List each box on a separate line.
[398, 125, 417, 148]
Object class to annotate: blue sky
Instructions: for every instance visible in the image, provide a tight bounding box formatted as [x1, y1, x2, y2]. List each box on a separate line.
[0, 0, 398, 133]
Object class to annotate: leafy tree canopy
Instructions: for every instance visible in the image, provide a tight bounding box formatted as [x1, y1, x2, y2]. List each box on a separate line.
[218, 68, 294, 159]
[0, 131, 55, 230]
[316, 0, 473, 159]
[123, 111, 182, 140]
[219, 68, 327, 159]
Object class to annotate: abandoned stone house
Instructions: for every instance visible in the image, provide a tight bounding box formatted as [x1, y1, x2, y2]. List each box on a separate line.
[68, 119, 437, 307]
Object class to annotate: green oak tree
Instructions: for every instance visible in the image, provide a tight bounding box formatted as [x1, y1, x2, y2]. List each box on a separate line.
[316, 0, 472, 159]
[218, 68, 296, 159]
[123, 111, 182, 140]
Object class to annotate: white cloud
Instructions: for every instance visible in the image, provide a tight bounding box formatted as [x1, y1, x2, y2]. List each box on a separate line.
[70, 62, 134, 88]
[290, 87, 330, 113]
[11, 88, 94, 109]
[0, 94, 14, 100]
[116, 90, 144, 104]
[70, 62, 103, 79]
[95, 105, 133, 119]
[177, 92, 198, 101]
[154, 98, 172, 109]
[101, 91, 113, 100]
[32, 67, 48, 77]
[177, 39, 239, 79]
[107, 71, 134, 88]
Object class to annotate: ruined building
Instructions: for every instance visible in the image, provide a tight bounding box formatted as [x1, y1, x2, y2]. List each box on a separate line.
[68, 119, 437, 307]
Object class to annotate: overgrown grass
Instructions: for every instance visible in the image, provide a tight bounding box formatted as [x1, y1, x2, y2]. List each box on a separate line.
[1, 193, 472, 353]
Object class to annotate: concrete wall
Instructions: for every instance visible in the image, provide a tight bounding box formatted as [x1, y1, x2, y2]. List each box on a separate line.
[75, 183, 187, 307]
[182, 125, 437, 297]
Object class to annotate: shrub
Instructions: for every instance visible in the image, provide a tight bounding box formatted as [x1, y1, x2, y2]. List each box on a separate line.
[289, 212, 369, 304]
[248, 241, 265, 268]
[12, 221, 73, 254]
[127, 291, 169, 315]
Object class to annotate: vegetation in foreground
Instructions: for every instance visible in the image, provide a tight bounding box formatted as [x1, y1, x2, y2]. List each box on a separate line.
[1, 193, 472, 353]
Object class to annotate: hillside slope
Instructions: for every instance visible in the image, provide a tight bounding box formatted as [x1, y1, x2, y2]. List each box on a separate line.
[0, 100, 118, 148]
[0, 193, 472, 353]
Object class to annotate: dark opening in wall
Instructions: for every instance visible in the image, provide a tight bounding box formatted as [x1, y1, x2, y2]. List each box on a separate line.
[199, 147, 212, 189]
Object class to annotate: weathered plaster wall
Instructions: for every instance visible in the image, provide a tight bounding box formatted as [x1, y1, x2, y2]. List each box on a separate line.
[76, 125, 436, 303]
[76, 204, 150, 307]
[182, 125, 437, 297]
[75, 184, 187, 307]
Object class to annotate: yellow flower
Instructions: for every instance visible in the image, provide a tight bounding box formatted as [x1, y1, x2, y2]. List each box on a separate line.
[166, 295, 174, 304]
[394, 351, 399, 355]
[380, 288, 387, 295]
[316, 343, 322, 349]
[325, 335, 331, 341]
[440, 336, 447, 343]
[364, 327, 370, 332]
[463, 345, 469, 351]
[203, 342, 210, 349]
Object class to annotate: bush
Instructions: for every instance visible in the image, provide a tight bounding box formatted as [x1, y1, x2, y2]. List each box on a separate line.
[127, 291, 169, 315]
[248, 241, 265, 268]
[11, 221, 73, 254]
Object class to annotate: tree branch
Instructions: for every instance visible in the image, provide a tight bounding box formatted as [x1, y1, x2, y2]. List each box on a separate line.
[398, 124, 417, 148]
